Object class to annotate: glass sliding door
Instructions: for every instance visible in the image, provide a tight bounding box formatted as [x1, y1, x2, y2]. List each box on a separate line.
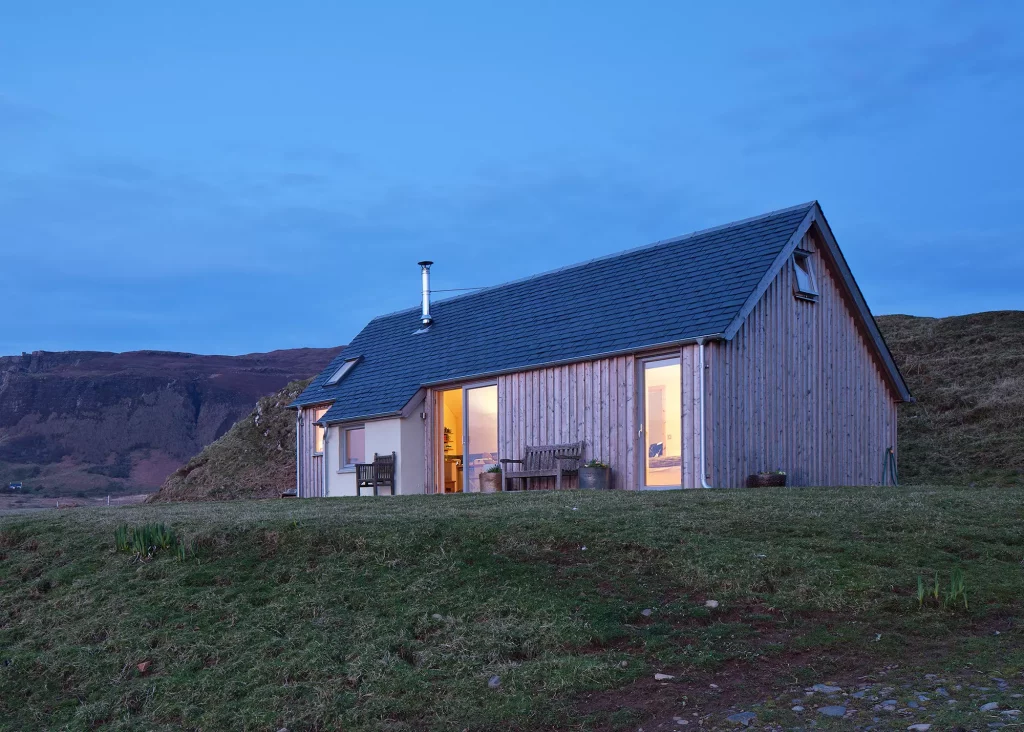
[642, 357, 682, 488]
[464, 384, 499, 493]
[436, 384, 499, 493]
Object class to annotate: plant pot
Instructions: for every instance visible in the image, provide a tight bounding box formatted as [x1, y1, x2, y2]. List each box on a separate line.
[578, 466, 611, 490]
[746, 472, 787, 488]
[479, 472, 502, 493]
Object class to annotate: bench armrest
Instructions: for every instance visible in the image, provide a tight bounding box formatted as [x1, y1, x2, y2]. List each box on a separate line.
[499, 458, 524, 465]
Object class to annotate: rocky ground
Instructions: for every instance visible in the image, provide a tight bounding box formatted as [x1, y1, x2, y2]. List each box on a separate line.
[635, 666, 1022, 731]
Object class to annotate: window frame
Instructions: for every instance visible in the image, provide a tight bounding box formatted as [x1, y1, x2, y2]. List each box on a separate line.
[338, 424, 366, 472]
[638, 351, 684, 491]
[324, 356, 362, 386]
[792, 249, 819, 301]
[312, 407, 328, 455]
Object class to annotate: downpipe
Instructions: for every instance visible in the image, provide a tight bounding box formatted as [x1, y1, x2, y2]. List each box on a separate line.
[697, 338, 714, 489]
[295, 411, 302, 498]
[322, 424, 329, 498]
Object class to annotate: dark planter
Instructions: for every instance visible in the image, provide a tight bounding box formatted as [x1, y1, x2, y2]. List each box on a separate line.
[479, 472, 502, 493]
[578, 466, 611, 490]
[747, 472, 787, 488]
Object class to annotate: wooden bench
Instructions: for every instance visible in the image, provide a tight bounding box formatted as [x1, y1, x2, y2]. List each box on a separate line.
[356, 452, 396, 496]
[500, 442, 583, 491]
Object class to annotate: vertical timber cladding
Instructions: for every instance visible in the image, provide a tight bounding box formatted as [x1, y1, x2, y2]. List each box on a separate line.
[679, 345, 704, 490]
[297, 404, 328, 498]
[497, 355, 637, 490]
[422, 389, 440, 494]
[707, 226, 900, 488]
[496, 351, 704, 490]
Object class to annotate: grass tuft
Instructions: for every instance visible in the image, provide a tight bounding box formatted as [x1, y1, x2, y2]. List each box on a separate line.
[114, 522, 179, 558]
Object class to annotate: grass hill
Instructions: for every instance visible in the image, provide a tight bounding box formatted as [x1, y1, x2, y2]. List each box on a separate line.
[876, 311, 1024, 486]
[1, 487, 1022, 730]
[148, 379, 311, 503]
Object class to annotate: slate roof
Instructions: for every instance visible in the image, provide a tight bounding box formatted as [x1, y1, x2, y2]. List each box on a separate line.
[294, 202, 816, 423]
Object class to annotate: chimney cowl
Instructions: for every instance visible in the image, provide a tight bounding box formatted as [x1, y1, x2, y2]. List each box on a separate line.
[418, 261, 433, 326]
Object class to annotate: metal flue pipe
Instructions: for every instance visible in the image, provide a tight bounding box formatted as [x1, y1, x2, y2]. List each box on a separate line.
[418, 261, 434, 326]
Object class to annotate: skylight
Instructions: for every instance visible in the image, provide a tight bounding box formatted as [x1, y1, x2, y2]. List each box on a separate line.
[325, 357, 360, 386]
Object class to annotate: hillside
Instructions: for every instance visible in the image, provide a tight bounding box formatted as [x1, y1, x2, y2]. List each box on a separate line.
[876, 311, 1024, 486]
[1, 487, 1022, 730]
[149, 379, 310, 502]
[0, 347, 341, 497]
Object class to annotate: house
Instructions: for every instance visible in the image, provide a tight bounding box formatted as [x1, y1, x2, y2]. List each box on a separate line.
[290, 201, 911, 496]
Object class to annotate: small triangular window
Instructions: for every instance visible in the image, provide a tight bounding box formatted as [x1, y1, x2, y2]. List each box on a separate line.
[324, 357, 360, 386]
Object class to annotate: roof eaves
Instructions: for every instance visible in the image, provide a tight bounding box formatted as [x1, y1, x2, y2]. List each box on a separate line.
[417, 331, 728, 390]
[318, 409, 402, 426]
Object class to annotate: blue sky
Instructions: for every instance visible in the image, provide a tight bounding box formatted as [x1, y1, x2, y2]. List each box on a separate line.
[2, 1, 1022, 355]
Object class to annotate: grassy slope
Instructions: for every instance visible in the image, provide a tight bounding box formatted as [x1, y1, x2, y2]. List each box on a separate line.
[148, 379, 310, 503]
[2, 487, 1022, 730]
[877, 311, 1024, 485]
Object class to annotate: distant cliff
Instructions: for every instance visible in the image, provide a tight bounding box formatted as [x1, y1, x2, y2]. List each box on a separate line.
[0, 347, 342, 496]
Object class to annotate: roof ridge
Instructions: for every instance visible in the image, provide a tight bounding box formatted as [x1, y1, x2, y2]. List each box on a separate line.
[365, 201, 817, 322]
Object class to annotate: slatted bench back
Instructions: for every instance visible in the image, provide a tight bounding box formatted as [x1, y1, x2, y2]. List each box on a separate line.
[372, 452, 395, 485]
[356, 452, 396, 495]
[523, 443, 583, 471]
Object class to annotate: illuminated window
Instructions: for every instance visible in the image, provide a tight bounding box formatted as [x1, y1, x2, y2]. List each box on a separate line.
[312, 407, 327, 454]
[793, 251, 818, 299]
[342, 426, 366, 468]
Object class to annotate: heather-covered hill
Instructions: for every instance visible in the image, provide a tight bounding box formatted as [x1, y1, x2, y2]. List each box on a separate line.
[877, 310, 1024, 485]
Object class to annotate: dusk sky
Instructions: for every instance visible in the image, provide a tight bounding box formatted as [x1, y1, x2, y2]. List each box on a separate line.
[2, 1, 1022, 356]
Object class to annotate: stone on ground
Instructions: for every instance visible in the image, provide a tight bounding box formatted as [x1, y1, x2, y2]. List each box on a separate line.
[726, 711, 756, 726]
[812, 684, 843, 693]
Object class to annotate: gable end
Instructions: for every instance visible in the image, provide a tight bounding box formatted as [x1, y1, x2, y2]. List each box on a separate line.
[722, 202, 911, 402]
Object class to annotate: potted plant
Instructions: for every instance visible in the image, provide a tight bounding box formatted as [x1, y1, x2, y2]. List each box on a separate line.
[479, 465, 502, 493]
[746, 469, 787, 487]
[578, 459, 611, 490]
